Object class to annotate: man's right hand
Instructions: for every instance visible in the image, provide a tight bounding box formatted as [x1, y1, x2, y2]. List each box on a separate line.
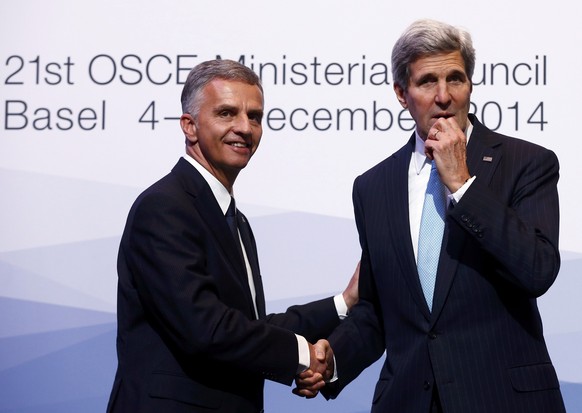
[292, 339, 334, 398]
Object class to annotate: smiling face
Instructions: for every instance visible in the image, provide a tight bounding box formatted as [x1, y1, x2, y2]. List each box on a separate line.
[394, 50, 472, 140]
[181, 78, 264, 191]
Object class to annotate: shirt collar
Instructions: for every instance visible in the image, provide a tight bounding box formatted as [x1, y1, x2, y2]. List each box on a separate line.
[183, 154, 232, 215]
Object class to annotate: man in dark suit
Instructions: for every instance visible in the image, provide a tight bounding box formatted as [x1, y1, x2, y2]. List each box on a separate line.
[296, 19, 565, 412]
[106, 59, 359, 413]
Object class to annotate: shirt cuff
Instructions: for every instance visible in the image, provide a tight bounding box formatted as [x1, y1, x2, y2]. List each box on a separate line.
[450, 175, 476, 205]
[329, 354, 339, 383]
[296, 334, 310, 374]
[334, 293, 349, 320]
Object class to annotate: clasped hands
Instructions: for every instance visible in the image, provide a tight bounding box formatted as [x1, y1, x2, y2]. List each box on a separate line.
[292, 339, 334, 399]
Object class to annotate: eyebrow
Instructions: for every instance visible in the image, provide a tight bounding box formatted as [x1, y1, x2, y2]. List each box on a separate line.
[416, 68, 467, 82]
[214, 103, 237, 113]
[213, 104, 263, 120]
[447, 69, 468, 78]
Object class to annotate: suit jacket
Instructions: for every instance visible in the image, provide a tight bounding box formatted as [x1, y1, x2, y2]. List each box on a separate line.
[107, 158, 340, 413]
[325, 115, 565, 413]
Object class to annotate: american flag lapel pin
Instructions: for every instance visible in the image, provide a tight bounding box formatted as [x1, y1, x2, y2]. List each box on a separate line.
[482, 156, 493, 162]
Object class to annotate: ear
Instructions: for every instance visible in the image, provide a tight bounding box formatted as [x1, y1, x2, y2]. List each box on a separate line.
[393, 84, 408, 109]
[180, 113, 197, 145]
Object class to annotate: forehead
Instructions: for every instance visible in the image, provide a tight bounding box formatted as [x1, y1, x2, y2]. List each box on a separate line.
[409, 50, 466, 77]
[201, 79, 264, 107]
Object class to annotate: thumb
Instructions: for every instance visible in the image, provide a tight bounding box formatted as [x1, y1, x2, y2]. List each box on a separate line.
[315, 345, 324, 361]
[314, 340, 328, 362]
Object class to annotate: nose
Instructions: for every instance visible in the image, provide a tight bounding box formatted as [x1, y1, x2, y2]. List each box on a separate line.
[233, 114, 252, 136]
[435, 81, 452, 107]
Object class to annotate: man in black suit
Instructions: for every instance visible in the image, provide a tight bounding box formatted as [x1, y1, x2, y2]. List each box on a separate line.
[106, 59, 359, 413]
[296, 19, 565, 413]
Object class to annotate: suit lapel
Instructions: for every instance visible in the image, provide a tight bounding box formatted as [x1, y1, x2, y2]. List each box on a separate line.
[172, 159, 258, 317]
[430, 115, 502, 321]
[465, 115, 503, 184]
[385, 137, 433, 319]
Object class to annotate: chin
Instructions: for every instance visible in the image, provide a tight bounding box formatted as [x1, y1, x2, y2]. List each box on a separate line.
[231, 159, 251, 171]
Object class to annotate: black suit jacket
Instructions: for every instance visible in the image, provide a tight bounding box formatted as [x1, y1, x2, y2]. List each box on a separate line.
[326, 115, 565, 413]
[107, 158, 340, 413]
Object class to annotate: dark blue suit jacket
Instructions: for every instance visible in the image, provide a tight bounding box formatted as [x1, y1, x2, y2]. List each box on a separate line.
[326, 115, 565, 413]
[107, 158, 340, 413]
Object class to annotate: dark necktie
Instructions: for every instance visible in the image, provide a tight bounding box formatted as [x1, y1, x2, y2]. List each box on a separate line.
[225, 197, 266, 318]
[226, 197, 244, 261]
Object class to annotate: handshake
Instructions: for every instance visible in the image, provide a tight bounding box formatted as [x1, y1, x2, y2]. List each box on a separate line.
[292, 339, 334, 399]
[292, 260, 358, 398]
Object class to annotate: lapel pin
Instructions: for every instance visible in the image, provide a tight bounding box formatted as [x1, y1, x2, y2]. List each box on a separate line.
[482, 156, 493, 162]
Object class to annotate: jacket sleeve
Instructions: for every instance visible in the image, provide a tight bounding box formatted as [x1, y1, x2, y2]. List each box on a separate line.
[264, 297, 340, 344]
[323, 176, 387, 398]
[449, 144, 560, 297]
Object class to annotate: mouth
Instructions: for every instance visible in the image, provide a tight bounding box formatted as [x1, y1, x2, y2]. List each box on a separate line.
[227, 142, 250, 148]
[434, 112, 454, 119]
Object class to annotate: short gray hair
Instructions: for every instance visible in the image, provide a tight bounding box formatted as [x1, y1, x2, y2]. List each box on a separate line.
[180, 59, 263, 117]
[391, 19, 476, 91]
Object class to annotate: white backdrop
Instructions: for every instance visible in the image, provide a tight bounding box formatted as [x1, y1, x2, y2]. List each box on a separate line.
[1, 1, 581, 412]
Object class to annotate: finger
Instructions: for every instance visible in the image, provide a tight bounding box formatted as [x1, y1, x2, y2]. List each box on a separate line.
[295, 380, 325, 392]
[424, 134, 438, 159]
[292, 387, 319, 399]
[296, 373, 323, 386]
[293, 379, 326, 394]
[426, 125, 442, 141]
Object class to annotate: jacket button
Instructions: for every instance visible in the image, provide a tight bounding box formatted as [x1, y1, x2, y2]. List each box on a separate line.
[428, 332, 437, 339]
[423, 380, 431, 390]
